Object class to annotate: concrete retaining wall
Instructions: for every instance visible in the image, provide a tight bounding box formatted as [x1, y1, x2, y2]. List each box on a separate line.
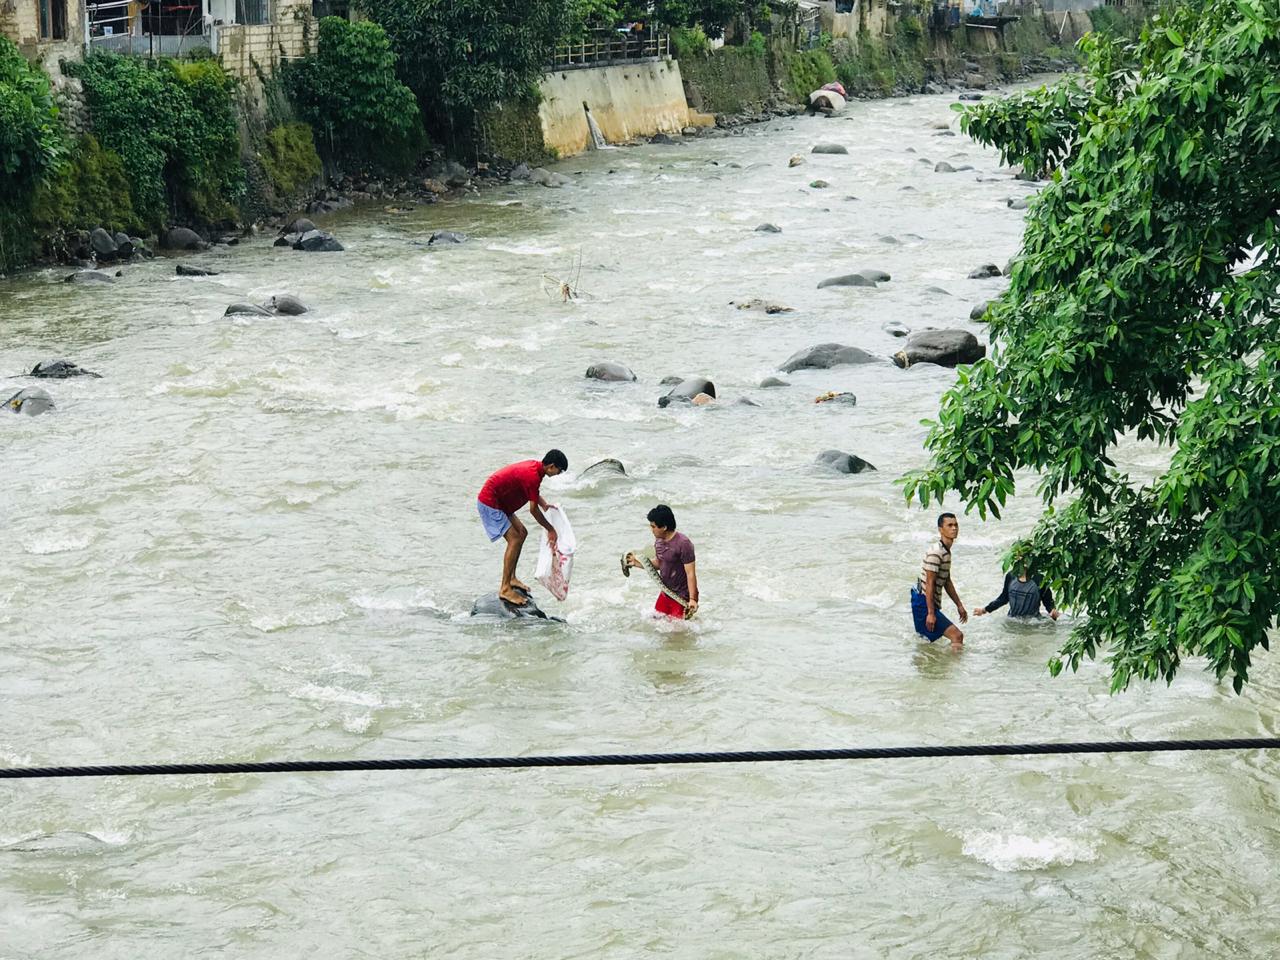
[538, 59, 693, 158]
[215, 0, 309, 90]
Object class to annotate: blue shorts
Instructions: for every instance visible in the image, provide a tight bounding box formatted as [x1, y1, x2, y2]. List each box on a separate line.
[477, 500, 511, 542]
[911, 587, 953, 642]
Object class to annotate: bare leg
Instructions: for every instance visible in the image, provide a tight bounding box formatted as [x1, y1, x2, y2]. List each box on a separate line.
[944, 624, 964, 650]
[499, 519, 528, 605]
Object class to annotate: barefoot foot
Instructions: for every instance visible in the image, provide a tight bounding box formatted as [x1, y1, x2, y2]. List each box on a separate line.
[499, 587, 529, 606]
[510, 578, 531, 594]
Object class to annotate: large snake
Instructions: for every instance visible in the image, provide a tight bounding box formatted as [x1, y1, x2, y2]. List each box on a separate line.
[621, 547, 695, 619]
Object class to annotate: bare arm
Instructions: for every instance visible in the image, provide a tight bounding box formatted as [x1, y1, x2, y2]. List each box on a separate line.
[684, 561, 698, 614]
[528, 501, 557, 546]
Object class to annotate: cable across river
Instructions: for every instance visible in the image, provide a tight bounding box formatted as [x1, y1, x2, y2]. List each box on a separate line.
[3, 737, 1278, 780]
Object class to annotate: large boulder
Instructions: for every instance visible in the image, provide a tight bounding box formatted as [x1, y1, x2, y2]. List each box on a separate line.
[159, 227, 203, 251]
[5, 387, 55, 416]
[529, 167, 572, 188]
[89, 227, 118, 260]
[65, 270, 115, 284]
[29, 359, 100, 379]
[818, 273, 877, 289]
[968, 263, 1002, 279]
[658, 377, 716, 407]
[581, 458, 627, 478]
[283, 217, 316, 235]
[858, 268, 891, 283]
[293, 230, 344, 252]
[266, 294, 308, 316]
[585, 362, 637, 382]
[893, 329, 985, 368]
[112, 232, 135, 258]
[780, 343, 880, 373]
[811, 143, 849, 154]
[470, 590, 561, 621]
[817, 449, 876, 474]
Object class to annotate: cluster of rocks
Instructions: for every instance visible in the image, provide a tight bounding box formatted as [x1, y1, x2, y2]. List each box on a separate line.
[4, 358, 102, 417]
[273, 217, 343, 253]
[224, 294, 309, 317]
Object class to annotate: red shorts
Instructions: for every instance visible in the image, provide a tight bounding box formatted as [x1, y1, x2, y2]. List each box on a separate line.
[654, 593, 686, 619]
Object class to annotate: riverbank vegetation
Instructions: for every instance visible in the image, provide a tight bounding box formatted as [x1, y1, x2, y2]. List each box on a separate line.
[907, 0, 1280, 693]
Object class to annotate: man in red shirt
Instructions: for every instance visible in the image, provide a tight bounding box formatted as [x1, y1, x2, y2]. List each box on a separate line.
[477, 449, 568, 606]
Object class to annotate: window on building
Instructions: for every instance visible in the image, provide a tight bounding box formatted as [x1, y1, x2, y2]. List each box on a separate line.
[39, 0, 68, 40]
[311, 0, 349, 19]
[236, 0, 270, 24]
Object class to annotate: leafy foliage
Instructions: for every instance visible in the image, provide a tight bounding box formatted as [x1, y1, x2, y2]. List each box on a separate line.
[903, 0, 1280, 693]
[31, 134, 138, 235]
[258, 122, 323, 195]
[780, 48, 835, 101]
[957, 76, 1090, 177]
[356, 0, 567, 135]
[0, 36, 67, 271]
[281, 17, 423, 172]
[73, 53, 244, 226]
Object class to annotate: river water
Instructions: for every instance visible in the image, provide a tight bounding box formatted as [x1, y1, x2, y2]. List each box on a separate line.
[3, 92, 1278, 959]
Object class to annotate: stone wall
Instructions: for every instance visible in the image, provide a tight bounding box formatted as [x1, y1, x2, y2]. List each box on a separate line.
[679, 47, 775, 116]
[538, 59, 694, 158]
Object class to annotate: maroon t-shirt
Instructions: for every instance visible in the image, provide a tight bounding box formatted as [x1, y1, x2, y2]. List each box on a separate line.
[478, 460, 543, 515]
[654, 532, 695, 600]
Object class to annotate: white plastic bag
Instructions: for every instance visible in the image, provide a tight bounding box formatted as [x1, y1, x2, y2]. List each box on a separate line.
[535, 506, 576, 601]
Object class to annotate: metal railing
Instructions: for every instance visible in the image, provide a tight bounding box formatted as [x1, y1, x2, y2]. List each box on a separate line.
[85, 0, 211, 55]
[550, 27, 669, 70]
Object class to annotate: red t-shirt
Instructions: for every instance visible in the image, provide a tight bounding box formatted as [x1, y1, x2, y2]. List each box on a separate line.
[478, 460, 544, 515]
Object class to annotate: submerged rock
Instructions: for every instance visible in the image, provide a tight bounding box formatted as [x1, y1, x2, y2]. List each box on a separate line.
[970, 301, 991, 321]
[176, 264, 218, 277]
[780, 343, 880, 372]
[858, 268, 891, 283]
[968, 263, 1002, 279]
[732, 298, 793, 314]
[225, 302, 273, 317]
[585, 362, 637, 382]
[65, 270, 116, 284]
[809, 179, 830, 189]
[581, 458, 627, 478]
[814, 391, 857, 406]
[811, 143, 849, 154]
[817, 449, 876, 474]
[428, 230, 467, 245]
[470, 589, 561, 621]
[5, 387, 54, 416]
[294, 230, 344, 252]
[883, 321, 910, 338]
[755, 223, 782, 233]
[29, 359, 100, 379]
[893, 329, 985, 368]
[818, 273, 877, 289]
[266, 294, 309, 316]
[760, 376, 790, 388]
[658, 377, 716, 407]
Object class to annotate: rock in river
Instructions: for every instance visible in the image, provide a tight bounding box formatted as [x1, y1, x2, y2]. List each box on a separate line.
[29, 359, 100, 379]
[581, 458, 627, 478]
[586, 362, 637, 382]
[811, 143, 849, 154]
[470, 589, 561, 621]
[818, 273, 877, 289]
[225, 302, 273, 317]
[5, 387, 55, 416]
[176, 264, 219, 277]
[755, 223, 782, 233]
[760, 376, 790, 388]
[893, 329, 985, 368]
[817, 449, 876, 474]
[970, 300, 991, 321]
[266, 294, 309, 316]
[294, 230, 344, 252]
[780, 343, 880, 372]
[968, 263, 1002, 279]
[65, 270, 116, 284]
[159, 227, 204, 251]
[428, 230, 467, 245]
[658, 377, 716, 407]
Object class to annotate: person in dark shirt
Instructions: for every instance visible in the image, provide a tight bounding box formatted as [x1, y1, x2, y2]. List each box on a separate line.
[974, 568, 1060, 620]
[625, 504, 698, 619]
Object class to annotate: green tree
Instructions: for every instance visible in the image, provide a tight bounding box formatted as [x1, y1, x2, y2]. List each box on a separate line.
[282, 17, 423, 171]
[904, 0, 1280, 693]
[355, 0, 568, 137]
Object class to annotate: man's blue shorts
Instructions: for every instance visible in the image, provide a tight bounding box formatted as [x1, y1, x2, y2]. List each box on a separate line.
[911, 586, 953, 642]
[477, 500, 511, 542]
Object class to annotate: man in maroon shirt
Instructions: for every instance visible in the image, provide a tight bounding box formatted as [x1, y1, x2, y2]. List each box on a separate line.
[477, 449, 568, 606]
[626, 504, 699, 619]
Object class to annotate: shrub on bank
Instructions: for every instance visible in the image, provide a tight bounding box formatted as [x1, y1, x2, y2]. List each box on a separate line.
[780, 48, 836, 102]
[0, 35, 67, 271]
[259, 122, 323, 195]
[72, 53, 245, 227]
[30, 134, 138, 237]
[282, 17, 424, 173]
